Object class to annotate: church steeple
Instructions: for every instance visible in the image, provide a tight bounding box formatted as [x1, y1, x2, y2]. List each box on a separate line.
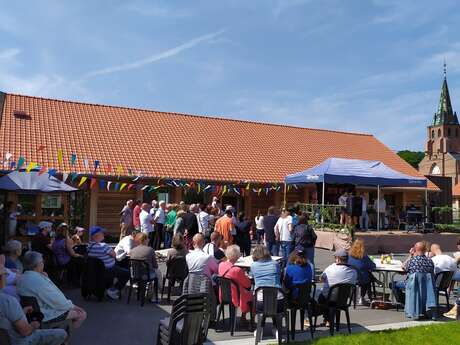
[433, 63, 458, 125]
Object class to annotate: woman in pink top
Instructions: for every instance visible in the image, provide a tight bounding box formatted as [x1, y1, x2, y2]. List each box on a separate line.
[218, 245, 253, 326]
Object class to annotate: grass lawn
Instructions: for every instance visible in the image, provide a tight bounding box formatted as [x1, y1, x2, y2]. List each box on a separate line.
[300, 322, 460, 345]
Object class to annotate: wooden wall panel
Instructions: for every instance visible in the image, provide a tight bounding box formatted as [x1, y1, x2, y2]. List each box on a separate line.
[96, 190, 136, 235]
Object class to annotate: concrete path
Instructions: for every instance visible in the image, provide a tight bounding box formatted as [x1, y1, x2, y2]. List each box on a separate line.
[67, 248, 455, 345]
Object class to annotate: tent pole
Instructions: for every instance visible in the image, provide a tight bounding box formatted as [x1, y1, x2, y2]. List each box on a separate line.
[425, 188, 428, 222]
[321, 181, 325, 225]
[377, 185, 380, 231]
[283, 182, 287, 208]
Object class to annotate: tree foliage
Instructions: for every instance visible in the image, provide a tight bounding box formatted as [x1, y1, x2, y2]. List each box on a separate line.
[397, 150, 425, 169]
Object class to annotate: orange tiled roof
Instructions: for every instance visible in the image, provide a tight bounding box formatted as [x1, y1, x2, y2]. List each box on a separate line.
[0, 92, 426, 184]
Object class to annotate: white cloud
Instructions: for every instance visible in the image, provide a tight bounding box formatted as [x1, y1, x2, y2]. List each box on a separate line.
[0, 48, 21, 61]
[272, 0, 313, 18]
[81, 29, 226, 80]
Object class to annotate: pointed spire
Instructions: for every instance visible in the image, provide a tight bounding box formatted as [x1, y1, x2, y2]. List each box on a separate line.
[433, 61, 458, 125]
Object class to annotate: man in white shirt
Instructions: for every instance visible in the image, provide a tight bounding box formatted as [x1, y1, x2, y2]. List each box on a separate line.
[429, 244, 458, 274]
[186, 233, 218, 279]
[114, 231, 137, 262]
[274, 208, 293, 263]
[320, 249, 357, 297]
[153, 201, 166, 250]
[197, 204, 210, 240]
[359, 193, 368, 231]
[139, 203, 155, 247]
[203, 232, 225, 261]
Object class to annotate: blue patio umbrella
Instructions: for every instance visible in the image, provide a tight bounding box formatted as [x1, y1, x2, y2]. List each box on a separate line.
[0, 171, 77, 192]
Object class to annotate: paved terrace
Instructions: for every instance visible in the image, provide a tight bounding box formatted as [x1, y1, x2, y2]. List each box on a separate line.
[67, 249, 456, 345]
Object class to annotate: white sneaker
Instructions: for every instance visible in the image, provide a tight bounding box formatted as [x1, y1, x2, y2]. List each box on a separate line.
[106, 288, 120, 300]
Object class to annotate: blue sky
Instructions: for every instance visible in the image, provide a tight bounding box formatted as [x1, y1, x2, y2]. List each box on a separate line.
[1, 0, 460, 151]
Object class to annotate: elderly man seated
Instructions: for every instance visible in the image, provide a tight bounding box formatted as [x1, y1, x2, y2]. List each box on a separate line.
[429, 243, 457, 274]
[0, 254, 68, 345]
[316, 249, 357, 324]
[16, 251, 87, 330]
[87, 226, 130, 300]
[4, 240, 24, 273]
[114, 229, 138, 267]
[184, 233, 219, 322]
[391, 242, 434, 304]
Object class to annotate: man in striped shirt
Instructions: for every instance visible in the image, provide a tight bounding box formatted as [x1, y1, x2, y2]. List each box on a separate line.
[87, 226, 129, 299]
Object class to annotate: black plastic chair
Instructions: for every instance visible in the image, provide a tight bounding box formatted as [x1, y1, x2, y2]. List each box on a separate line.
[314, 283, 354, 335]
[162, 257, 188, 302]
[254, 287, 289, 345]
[157, 293, 209, 345]
[81, 257, 110, 301]
[127, 259, 158, 306]
[0, 328, 11, 345]
[216, 276, 254, 335]
[19, 295, 72, 339]
[435, 271, 455, 309]
[286, 282, 316, 340]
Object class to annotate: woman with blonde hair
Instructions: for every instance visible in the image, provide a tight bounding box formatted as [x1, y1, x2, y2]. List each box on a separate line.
[347, 239, 376, 305]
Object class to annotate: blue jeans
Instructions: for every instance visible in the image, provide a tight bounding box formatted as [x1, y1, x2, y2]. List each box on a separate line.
[266, 241, 279, 256]
[391, 280, 406, 303]
[360, 211, 369, 230]
[17, 328, 67, 345]
[164, 231, 172, 248]
[280, 241, 293, 263]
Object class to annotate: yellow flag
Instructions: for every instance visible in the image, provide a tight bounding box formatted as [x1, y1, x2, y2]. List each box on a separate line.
[120, 183, 127, 191]
[57, 150, 63, 165]
[26, 162, 37, 172]
[116, 165, 123, 176]
[78, 176, 88, 187]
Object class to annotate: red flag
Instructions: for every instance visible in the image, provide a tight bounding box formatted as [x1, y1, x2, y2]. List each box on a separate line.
[38, 166, 47, 176]
[37, 145, 46, 152]
[90, 178, 97, 189]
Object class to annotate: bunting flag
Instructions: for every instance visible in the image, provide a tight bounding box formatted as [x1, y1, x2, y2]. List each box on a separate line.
[62, 173, 69, 183]
[90, 178, 97, 189]
[94, 160, 100, 171]
[37, 145, 46, 152]
[128, 184, 135, 190]
[107, 181, 112, 190]
[78, 176, 88, 187]
[132, 175, 141, 182]
[116, 166, 123, 176]
[197, 183, 201, 194]
[141, 185, 149, 191]
[99, 180, 106, 190]
[5, 153, 13, 160]
[48, 168, 57, 177]
[83, 159, 89, 169]
[16, 157, 25, 170]
[204, 185, 212, 191]
[57, 150, 63, 165]
[71, 154, 77, 165]
[25, 162, 37, 172]
[106, 163, 113, 174]
[70, 173, 79, 182]
[222, 185, 228, 195]
[246, 183, 250, 190]
[119, 183, 127, 191]
[38, 166, 47, 176]
[127, 169, 133, 176]
[10, 161, 16, 170]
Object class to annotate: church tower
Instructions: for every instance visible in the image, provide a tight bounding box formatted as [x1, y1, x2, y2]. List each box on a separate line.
[420, 64, 460, 178]
[426, 66, 460, 156]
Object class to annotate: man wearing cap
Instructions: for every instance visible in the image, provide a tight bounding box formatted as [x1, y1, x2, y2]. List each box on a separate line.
[87, 226, 130, 299]
[319, 249, 357, 298]
[316, 249, 357, 324]
[0, 254, 68, 345]
[31, 221, 55, 272]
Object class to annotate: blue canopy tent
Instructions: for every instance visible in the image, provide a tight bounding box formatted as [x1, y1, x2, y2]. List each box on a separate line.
[284, 158, 428, 230]
[0, 171, 77, 192]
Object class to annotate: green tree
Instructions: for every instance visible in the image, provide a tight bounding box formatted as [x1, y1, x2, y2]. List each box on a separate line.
[397, 150, 425, 169]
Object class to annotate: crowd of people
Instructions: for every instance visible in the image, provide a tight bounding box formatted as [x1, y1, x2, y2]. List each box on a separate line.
[1, 198, 460, 344]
